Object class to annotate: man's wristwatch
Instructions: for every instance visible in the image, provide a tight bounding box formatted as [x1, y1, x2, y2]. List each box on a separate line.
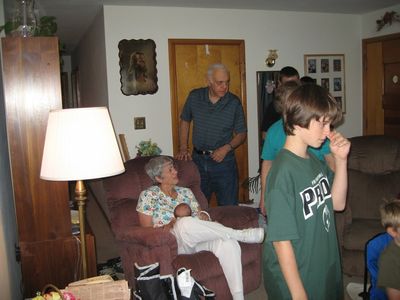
[227, 143, 234, 151]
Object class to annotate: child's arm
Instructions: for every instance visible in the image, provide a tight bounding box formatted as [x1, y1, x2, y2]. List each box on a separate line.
[273, 240, 308, 300]
[328, 131, 351, 211]
[386, 287, 400, 300]
[259, 159, 272, 215]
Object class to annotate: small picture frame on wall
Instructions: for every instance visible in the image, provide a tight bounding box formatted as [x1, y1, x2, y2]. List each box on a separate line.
[118, 39, 158, 96]
[304, 54, 345, 112]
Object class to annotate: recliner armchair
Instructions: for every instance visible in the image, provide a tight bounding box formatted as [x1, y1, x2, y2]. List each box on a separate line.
[335, 135, 400, 276]
[102, 156, 262, 299]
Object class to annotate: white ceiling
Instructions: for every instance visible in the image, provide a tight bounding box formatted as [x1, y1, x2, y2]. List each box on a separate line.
[4, 0, 400, 52]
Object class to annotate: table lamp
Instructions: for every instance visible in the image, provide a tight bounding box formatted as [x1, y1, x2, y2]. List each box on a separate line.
[40, 107, 125, 278]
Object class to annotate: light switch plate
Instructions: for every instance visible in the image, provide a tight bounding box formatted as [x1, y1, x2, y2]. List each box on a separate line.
[134, 117, 146, 130]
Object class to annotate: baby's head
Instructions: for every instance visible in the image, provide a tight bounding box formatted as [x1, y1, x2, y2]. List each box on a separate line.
[380, 200, 400, 241]
[174, 203, 192, 218]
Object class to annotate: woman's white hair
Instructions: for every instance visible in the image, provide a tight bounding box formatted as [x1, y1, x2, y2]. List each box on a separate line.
[145, 156, 173, 183]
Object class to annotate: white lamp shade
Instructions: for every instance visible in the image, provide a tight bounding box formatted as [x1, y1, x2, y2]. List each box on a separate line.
[40, 107, 125, 181]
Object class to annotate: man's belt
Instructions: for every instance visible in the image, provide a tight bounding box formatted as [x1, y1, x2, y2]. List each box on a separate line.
[194, 148, 213, 155]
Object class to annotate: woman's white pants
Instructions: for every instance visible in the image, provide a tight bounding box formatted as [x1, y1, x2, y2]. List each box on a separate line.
[171, 217, 244, 300]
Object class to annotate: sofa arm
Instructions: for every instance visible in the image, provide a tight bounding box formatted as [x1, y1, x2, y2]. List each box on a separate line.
[108, 197, 139, 231]
[207, 206, 259, 229]
[115, 225, 178, 248]
[115, 226, 179, 282]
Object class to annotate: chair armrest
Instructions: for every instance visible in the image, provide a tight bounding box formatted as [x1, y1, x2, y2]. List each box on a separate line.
[115, 226, 178, 248]
[207, 206, 259, 229]
[115, 226, 179, 283]
[108, 197, 139, 231]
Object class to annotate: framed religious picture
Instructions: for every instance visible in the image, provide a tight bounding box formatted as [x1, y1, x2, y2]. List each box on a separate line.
[118, 39, 158, 95]
[304, 54, 345, 112]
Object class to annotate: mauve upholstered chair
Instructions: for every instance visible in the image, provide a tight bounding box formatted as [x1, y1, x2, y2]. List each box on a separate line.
[335, 135, 400, 276]
[102, 156, 262, 299]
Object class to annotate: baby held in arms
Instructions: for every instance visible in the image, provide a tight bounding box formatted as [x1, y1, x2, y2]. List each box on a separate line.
[174, 202, 211, 221]
[174, 203, 192, 218]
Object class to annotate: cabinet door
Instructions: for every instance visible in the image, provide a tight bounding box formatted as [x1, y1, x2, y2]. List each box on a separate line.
[2, 37, 75, 297]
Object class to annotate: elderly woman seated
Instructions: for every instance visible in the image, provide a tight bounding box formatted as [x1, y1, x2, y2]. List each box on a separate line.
[136, 156, 264, 300]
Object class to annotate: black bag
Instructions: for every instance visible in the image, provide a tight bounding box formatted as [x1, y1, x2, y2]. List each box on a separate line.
[133, 262, 178, 300]
[133, 262, 215, 300]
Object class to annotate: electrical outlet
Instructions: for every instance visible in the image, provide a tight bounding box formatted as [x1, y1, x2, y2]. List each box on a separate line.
[134, 117, 146, 130]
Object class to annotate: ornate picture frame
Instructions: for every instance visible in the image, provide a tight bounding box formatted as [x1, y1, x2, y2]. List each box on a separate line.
[118, 39, 158, 96]
[304, 54, 346, 112]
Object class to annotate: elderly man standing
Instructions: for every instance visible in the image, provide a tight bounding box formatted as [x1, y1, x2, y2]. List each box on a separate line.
[176, 63, 247, 206]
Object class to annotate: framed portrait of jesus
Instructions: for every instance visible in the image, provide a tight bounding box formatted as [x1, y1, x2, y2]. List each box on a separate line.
[118, 39, 158, 96]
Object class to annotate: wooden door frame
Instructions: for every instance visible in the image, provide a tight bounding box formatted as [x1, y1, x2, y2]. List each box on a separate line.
[168, 38, 247, 154]
[362, 32, 400, 134]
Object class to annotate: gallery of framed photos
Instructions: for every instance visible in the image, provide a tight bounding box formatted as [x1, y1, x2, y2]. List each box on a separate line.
[304, 54, 346, 113]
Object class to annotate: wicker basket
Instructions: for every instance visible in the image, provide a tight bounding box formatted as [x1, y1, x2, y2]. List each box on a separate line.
[41, 284, 65, 300]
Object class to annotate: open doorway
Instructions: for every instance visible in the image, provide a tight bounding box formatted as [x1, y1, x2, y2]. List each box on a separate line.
[168, 38, 250, 204]
[363, 33, 400, 137]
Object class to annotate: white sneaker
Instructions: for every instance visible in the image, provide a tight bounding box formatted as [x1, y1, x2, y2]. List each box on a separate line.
[236, 228, 265, 243]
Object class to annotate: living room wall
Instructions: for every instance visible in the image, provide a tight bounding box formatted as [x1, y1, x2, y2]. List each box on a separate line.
[72, 9, 108, 108]
[101, 5, 362, 202]
[75, 4, 399, 203]
[361, 4, 400, 38]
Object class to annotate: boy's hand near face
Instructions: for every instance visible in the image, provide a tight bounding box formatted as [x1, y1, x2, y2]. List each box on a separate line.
[327, 131, 351, 211]
[328, 131, 351, 161]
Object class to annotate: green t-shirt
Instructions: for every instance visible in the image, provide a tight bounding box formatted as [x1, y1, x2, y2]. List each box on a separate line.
[263, 149, 343, 300]
[378, 240, 400, 290]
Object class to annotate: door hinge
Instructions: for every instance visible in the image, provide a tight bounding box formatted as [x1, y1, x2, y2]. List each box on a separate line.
[15, 244, 21, 262]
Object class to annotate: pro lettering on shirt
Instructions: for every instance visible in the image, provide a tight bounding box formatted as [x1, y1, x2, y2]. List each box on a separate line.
[300, 173, 331, 220]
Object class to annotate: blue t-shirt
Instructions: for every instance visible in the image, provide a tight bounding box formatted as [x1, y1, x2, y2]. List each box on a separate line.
[261, 119, 330, 161]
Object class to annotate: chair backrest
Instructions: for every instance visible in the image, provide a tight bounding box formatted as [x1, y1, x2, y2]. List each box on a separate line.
[364, 232, 393, 300]
[102, 156, 208, 230]
[347, 135, 400, 220]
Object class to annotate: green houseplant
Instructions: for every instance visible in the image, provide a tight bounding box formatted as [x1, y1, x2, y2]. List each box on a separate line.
[136, 140, 162, 157]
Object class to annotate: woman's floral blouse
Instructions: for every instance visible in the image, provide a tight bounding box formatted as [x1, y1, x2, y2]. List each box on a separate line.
[136, 186, 200, 227]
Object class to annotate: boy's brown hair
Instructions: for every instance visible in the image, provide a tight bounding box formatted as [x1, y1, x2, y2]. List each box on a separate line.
[380, 200, 400, 229]
[283, 84, 342, 135]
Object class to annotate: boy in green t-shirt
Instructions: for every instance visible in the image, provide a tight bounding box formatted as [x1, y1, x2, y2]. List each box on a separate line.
[263, 84, 351, 299]
[377, 200, 400, 299]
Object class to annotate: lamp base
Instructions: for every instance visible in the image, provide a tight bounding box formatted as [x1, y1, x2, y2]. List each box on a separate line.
[75, 180, 88, 279]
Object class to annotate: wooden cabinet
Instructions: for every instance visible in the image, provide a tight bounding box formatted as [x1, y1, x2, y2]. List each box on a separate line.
[1, 37, 96, 298]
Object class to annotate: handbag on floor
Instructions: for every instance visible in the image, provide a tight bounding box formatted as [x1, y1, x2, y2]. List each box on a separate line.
[176, 268, 215, 300]
[133, 262, 178, 300]
[133, 263, 215, 300]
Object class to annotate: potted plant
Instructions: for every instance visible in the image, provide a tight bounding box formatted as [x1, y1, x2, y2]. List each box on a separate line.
[136, 139, 162, 157]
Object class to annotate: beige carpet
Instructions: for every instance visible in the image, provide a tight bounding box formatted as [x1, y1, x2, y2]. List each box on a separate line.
[245, 275, 365, 300]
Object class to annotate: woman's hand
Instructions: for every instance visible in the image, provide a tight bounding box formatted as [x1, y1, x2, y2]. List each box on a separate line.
[162, 218, 177, 231]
